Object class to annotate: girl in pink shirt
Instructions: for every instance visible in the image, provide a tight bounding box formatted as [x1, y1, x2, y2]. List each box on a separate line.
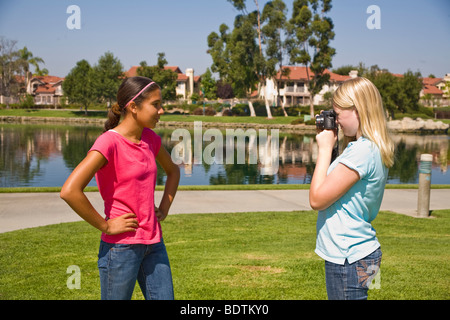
[61, 77, 180, 300]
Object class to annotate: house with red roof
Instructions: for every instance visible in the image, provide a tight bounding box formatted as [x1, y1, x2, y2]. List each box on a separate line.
[125, 66, 201, 100]
[389, 72, 449, 107]
[259, 66, 355, 106]
[27, 75, 65, 106]
[420, 74, 450, 106]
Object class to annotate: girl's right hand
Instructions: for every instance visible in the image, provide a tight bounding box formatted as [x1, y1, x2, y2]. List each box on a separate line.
[104, 213, 139, 235]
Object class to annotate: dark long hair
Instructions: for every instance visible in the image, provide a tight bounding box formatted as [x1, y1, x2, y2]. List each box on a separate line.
[104, 77, 159, 132]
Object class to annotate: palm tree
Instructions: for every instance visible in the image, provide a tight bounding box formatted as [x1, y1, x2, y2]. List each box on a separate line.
[18, 47, 45, 90]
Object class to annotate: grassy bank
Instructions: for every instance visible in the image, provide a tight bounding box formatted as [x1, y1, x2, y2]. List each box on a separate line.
[0, 109, 299, 125]
[0, 209, 448, 300]
[3, 108, 448, 125]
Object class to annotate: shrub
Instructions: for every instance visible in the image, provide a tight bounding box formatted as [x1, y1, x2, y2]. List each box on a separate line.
[192, 107, 216, 116]
[290, 118, 304, 125]
[231, 104, 249, 116]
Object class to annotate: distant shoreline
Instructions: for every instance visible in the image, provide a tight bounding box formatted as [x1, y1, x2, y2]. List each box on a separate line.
[0, 115, 317, 133]
[0, 115, 448, 134]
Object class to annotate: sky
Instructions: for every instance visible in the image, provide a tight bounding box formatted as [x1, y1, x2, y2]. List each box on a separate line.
[1, 0, 449, 79]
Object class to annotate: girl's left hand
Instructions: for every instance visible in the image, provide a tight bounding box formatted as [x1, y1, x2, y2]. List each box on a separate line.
[155, 205, 168, 222]
[315, 129, 337, 152]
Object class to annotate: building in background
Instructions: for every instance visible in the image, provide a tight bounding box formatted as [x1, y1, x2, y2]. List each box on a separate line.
[124, 66, 201, 100]
[27, 76, 65, 106]
[259, 66, 355, 107]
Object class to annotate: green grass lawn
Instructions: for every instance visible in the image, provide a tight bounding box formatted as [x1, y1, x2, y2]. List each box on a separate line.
[0, 109, 299, 125]
[2, 108, 449, 125]
[0, 210, 449, 300]
[0, 108, 108, 119]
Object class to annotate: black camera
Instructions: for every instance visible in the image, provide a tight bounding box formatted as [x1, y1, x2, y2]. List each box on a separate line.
[316, 110, 337, 130]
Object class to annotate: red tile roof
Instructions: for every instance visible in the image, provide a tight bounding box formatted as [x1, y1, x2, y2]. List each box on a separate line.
[276, 66, 350, 82]
[324, 69, 351, 82]
[422, 77, 442, 86]
[124, 66, 139, 77]
[164, 66, 182, 74]
[423, 84, 443, 95]
[35, 84, 56, 94]
[124, 66, 200, 83]
[30, 75, 64, 95]
[31, 75, 64, 84]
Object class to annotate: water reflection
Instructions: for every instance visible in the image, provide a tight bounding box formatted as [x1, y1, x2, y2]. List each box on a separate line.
[0, 123, 448, 187]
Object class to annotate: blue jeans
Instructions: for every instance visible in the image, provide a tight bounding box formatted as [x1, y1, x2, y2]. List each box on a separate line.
[325, 247, 382, 300]
[97, 239, 174, 300]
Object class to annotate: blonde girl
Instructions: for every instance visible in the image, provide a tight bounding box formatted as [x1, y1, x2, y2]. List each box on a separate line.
[309, 77, 394, 300]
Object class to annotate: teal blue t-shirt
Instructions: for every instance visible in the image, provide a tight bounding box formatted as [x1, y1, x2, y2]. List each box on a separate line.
[315, 137, 388, 264]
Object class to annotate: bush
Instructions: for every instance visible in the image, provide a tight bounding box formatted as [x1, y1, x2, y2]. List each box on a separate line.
[417, 105, 434, 117]
[231, 104, 249, 116]
[222, 108, 232, 116]
[192, 107, 216, 116]
[290, 118, 304, 125]
[20, 95, 35, 108]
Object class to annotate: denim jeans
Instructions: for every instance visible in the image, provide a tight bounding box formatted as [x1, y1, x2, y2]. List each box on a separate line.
[97, 239, 174, 300]
[324, 247, 382, 300]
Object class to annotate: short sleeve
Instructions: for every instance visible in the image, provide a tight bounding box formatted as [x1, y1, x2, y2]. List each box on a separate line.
[143, 128, 162, 156]
[89, 132, 115, 162]
[338, 140, 375, 180]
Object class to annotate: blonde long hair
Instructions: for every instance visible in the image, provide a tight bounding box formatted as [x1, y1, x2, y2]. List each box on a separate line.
[333, 77, 395, 168]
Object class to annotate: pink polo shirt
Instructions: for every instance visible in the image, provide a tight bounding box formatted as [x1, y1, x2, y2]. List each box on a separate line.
[89, 128, 162, 244]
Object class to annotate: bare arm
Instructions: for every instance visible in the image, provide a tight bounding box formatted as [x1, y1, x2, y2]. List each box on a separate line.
[155, 146, 180, 221]
[309, 130, 360, 211]
[60, 151, 139, 234]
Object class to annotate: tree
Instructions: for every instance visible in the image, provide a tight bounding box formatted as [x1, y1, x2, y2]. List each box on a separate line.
[62, 59, 96, 115]
[287, 0, 335, 117]
[216, 81, 234, 99]
[332, 62, 366, 78]
[368, 71, 402, 118]
[207, 24, 231, 83]
[0, 37, 22, 101]
[332, 64, 356, 76]
[136, 53, 178, 101]
[91, 51, 123, 105]
[228, 13, 261, 99]
[209, 1, 278, 117]
[229, 0, 273, 118]
[200, 68, 217, 100]
[208, 13, 259, 116]
[401, 70, 422, 112]
[18, 46, 44, 86]
[443, 81, 450, 100]
[261, 0, 288, 115]
[228, 0, 263, 53]
[366, 67, 423, 119]
[34, 68, 49, 76]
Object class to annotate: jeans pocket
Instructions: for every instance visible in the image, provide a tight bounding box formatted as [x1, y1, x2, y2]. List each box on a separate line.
[355, 248, 382, 289]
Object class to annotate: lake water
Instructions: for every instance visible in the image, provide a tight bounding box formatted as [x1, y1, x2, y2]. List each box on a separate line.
[0, 123, 448, 188]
